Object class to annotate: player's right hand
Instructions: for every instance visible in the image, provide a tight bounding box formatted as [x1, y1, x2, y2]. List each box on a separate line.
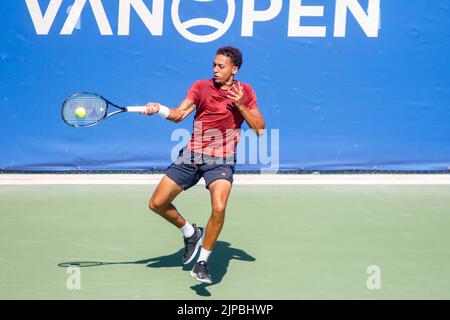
[141, 102, 160, 115]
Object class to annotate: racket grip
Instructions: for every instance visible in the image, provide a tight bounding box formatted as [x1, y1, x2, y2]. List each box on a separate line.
[125, 106, 147, 112]
[126, 104, 170, 118]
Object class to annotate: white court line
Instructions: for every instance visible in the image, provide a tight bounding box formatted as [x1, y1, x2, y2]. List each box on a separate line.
[0, 174, 449, 185]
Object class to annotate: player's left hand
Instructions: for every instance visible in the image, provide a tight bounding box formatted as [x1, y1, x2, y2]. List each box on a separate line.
[227, 82, 244, 109]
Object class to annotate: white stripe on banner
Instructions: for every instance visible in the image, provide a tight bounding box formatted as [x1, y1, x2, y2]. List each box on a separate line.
[0, 174, 449, 185]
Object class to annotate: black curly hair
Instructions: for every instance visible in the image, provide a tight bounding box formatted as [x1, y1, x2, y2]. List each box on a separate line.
[216, 46, 243, 69]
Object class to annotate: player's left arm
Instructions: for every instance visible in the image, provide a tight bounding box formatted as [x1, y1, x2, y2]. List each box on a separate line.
[227, 83, 265, 136]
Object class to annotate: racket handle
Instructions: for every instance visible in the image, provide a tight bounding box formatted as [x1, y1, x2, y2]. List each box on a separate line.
[126, 104, 170, 118]
[126, 105, 169, 111]
[125, 106, 147, 112]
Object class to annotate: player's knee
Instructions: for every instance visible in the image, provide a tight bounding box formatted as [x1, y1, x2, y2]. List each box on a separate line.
[212, 201, 226, 215]
[211, 204, 226, 223]
[149, 197, 165, 214]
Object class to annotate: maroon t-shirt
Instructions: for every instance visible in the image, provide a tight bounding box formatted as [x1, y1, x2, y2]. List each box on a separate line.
[186, 79, 258, 158]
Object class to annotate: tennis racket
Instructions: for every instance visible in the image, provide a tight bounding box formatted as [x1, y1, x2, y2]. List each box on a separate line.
[61, 92, 164, 127]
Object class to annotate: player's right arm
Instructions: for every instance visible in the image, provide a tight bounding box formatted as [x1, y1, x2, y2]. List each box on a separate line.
[143, 99, 196, 123]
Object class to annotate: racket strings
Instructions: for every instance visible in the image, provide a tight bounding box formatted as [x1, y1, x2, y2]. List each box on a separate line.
[62, 94, 108, 127]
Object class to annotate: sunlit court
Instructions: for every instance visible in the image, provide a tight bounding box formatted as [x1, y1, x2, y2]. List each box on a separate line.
[1, 0, 449, 302]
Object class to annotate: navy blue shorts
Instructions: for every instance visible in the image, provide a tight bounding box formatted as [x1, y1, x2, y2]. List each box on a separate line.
[165, 147, 236, 191]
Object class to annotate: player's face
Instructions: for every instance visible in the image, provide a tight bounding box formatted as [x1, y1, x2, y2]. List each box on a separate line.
[212, 54, 238, 85]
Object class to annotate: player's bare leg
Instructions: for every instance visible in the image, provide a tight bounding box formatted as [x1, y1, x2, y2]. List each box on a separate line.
[149, 175, 204, 264]
[203, 179, 233, 251]
[148, 175, 185, 227]
[190, 179, 232, 284]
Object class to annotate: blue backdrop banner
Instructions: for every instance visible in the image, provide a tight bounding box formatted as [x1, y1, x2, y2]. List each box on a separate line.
[1, 0, 449, 172]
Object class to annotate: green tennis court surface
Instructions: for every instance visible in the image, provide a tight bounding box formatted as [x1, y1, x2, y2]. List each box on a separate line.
[1, 185, 450, 299]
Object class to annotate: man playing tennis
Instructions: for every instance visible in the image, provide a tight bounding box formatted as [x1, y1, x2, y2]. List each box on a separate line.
[143, 46, 265, 284]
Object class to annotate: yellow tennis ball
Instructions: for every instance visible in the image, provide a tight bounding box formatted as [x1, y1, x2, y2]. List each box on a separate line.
[75, 107, 86, 118]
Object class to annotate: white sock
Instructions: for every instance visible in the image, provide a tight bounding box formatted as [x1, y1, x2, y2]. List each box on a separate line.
[179, 222, 195, 238]
[197, 247, 212, 263]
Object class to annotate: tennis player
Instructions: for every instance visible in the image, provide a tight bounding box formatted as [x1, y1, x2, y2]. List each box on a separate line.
[143, 46, 265, 284]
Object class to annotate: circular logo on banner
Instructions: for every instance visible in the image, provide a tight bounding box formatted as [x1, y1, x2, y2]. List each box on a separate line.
[171, 0, 236, 43]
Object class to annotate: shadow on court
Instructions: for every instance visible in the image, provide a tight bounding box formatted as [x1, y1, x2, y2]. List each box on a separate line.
[58, 241, 255, 297]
